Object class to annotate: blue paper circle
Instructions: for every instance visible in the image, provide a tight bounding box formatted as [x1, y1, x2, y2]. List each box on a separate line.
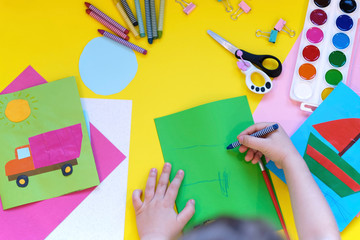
[79, 37, 138, 95]
[332, 33, 350, 49]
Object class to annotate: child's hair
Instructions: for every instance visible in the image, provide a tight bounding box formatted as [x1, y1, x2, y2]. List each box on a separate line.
[181, 217, 282, 240]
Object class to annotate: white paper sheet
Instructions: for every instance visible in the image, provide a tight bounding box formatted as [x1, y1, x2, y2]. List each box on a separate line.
[47, 98, 132, 240]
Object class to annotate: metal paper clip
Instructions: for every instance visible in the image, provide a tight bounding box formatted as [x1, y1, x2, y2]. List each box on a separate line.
[231, 1, 251, 20]
[175, 0, 196, 15]
[218, 0, 233, 12]
[274, 18, 296, 37]
[255, 29, 278, 43]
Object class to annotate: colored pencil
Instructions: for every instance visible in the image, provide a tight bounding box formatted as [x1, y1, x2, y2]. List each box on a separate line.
[158, 0, 165, 38]
[227, 124, 279, 149]
[98, 29, 147, 55]
[258, 161, 290, 240]
[113, 0, 140, 39]
[144, 0, 153, 44]
[134, 0, 146, 38]
[84, 2, 129, 34]
[120, 0, 138, 26]
[86, 9, 129, 40]
[150, 0, 158, 39]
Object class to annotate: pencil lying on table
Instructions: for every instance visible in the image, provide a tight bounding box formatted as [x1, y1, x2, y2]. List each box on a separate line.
[158, 0, 165, 38]
[113, 0, 140, 39]
[120, 0, 138, 26]
[98, 29, 147, 55]
[86, 9, 129, 40]
[144, 0, 153, 44]
[85, 2, 129, 34]
[134, 0, 146, 37]
[150, 0, 158, 39]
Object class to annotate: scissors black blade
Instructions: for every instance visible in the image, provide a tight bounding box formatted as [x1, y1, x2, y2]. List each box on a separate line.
[207, 30, 282, 78]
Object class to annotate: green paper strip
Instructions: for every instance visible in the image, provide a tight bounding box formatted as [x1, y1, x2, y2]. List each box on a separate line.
[304, 133, 360, 197]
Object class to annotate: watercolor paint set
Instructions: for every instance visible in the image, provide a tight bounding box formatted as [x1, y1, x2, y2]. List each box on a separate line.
[290, 0, 359, 112]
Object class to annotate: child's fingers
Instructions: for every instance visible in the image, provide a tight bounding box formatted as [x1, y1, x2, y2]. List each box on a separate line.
[144, 168, 157, 203]
[155, 162, 171, 198]
[164, 170, 184, 205]
[245, 149, 255, 162]
[239, 145, 248, 153]
[251, 151, 263, 164]
[177, 199, 195, 226]
[132, 189, 143, 212]
[237, 122, 275, 137]
[238, 135, 268, 153]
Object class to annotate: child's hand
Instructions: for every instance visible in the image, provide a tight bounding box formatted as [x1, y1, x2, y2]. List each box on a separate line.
[237, 122, 300, 169]
[132, 163, 195, 240]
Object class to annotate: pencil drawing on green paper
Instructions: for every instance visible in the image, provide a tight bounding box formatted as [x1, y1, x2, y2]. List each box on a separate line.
[155, 96, 282, 230]
[183, 171, 229, 197]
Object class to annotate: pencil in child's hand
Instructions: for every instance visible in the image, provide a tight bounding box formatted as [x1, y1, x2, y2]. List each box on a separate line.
[226, 124, 279, 149]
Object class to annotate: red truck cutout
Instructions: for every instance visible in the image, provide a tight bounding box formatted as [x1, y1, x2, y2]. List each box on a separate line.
[5, 124, 83, 188]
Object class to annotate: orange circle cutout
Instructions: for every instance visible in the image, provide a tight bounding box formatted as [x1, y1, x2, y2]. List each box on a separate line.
[5, 99, 31, 123]
[299, 63, 316, 80]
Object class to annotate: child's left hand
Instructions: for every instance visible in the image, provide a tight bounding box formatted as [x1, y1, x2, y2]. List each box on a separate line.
[132, 163, 195, 240]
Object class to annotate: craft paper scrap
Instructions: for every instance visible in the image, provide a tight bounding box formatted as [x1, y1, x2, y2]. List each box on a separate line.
[155, 96, 281, 231]
[46, 98, 132, 240]
[0, 78, 99, 209]
[0, 123, 126, 240]
[0, 67, 128, 240]
[304, 132, 360, 198]
[0, 66, 46, 94]
[266, 83, 360, 231]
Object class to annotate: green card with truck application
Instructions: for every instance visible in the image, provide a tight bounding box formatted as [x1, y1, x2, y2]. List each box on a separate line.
[0, 78, 99, 209]
[155, 96, 281, 231]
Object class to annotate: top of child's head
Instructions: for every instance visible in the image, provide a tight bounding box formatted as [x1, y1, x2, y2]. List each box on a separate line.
[181, 217, 282, 240]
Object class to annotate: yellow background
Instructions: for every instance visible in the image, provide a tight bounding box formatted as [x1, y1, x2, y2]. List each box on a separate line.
[0, 0, 359, 239]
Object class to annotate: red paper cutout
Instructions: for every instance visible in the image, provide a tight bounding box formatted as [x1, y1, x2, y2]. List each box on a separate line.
[307, 145, 360, 191]
[313, 118, 360, 156]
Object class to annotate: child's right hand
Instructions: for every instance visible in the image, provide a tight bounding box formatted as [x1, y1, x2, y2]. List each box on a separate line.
[237, 122, 300, 169]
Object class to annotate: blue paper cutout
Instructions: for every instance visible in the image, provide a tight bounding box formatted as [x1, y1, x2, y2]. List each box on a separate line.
[83, 110, 91, 143]
[17, 147, 31, 159]
[267, 83, 360, 231]
[79, 37, 138, 95]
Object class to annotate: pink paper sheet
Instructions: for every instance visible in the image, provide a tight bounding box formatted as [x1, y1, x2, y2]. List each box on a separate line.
[254, 22, 360, 136]
[0, 66, 47, 94]
[0, 67, 126, 240]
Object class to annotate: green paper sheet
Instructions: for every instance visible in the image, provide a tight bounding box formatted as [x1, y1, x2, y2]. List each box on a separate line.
[303, 133, 360, 197]
[155, 96, 281, 231]
[0, 78, 99, 209]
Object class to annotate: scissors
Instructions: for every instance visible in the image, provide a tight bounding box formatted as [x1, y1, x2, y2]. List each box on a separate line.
[207, 30, 282, 94]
